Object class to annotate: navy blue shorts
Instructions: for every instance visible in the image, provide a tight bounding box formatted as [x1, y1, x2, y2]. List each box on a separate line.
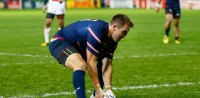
[165, 7, 181, 19]
[49, 39, 78, 65]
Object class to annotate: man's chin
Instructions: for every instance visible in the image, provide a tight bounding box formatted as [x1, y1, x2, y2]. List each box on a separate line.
[116, 39, 121, 42]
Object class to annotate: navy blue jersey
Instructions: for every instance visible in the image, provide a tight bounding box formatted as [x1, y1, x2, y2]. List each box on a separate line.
[53, 19, 117, 59]
[165, 0, 180, 8]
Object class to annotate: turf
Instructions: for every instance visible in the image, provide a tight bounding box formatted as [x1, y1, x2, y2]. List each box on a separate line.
[0, 9, 200, 98]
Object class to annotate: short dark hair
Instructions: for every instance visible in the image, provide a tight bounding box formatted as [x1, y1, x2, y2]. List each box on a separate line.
[110, 14, 134, 29]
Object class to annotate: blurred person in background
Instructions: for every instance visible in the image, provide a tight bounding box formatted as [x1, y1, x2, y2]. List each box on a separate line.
[41, 0, 65, 46]
[94, 0, 97, 8]
[156, 0, 181, 44]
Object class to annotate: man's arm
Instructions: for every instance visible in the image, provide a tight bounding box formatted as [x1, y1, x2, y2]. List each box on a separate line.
[155, 0, 162, 12]
[102, 58, 112, 88]
[86, 49, 104, 98]
[42, 0, 48, 13]
[101, 58, 116, 98]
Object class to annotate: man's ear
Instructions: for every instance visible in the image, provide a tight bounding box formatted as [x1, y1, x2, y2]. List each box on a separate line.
[113, 24, 117, 31]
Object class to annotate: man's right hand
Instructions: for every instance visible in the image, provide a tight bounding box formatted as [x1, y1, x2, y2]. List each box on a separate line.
[95, 90, 106, 98]
[155, 3, 160, 13]
[42, 5, 46, 13]
[105, 89, 116, 98]
[155, 7, 160, 13]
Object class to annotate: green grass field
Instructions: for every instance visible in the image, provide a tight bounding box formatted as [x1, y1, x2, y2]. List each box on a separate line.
[0, 9, 200, 98]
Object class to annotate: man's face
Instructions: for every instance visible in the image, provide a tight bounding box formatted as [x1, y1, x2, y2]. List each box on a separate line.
[112, 24, 130, 42]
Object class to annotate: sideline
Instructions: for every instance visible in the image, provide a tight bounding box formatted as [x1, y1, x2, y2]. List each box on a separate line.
[0, 52, 199, 59]
[3, 82, 200, 98]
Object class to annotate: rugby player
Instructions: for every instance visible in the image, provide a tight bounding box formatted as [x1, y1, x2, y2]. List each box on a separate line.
[49, 14, 134, 98]
[41, 0, 65, 46]
[156, 0, 181, 44]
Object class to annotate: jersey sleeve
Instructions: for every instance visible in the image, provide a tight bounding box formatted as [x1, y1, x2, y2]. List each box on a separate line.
[43, 0, 48, 5]
[104, 46, 117, 59]
[99, 42, 117, 59]
[86, 27, 102, 57]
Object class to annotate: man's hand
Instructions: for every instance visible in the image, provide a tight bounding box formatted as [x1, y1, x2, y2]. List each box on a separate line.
[105, 89, 116, 98]
[42, 5, 46, 13]
[95, 90, 105, 98]
[155, 3, 160, 13]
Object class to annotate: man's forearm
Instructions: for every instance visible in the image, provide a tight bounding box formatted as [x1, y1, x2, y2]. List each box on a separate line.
[157, 0, 162, 4]
[87, 63, 102, 91]
[103, 63, 112, 87]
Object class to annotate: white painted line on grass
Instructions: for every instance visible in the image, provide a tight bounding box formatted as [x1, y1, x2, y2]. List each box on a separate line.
[0, 28, 58, 32]
[0, 52, 199, 59]
[112, 82, 198, 90]
[42, 91, 76, 97]
[0, 52, 51, 58]
[0, 62, 50, 66]
[5, 82, 200, 98]
[1, 52, 198, 66]
[114, 52, 200, 59]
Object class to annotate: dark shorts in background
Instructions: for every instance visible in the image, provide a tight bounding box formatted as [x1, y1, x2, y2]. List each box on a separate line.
[46, 13, 65, 19]
[165, 7, 181, 19]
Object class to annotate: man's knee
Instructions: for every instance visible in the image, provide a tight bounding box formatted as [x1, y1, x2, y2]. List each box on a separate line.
[58, 21, 64, 28]
[46, 19, 52, 27]
[65, 53, 87, 71]
[174, 19, 179, 27]
[174, 23, 179, 28]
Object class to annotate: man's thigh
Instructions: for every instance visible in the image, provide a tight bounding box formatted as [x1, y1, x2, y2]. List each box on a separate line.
[65, 53, 87, 71]
[49, 39, 86, 71]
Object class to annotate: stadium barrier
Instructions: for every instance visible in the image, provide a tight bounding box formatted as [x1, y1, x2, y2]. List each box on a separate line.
[0, 0, 200, 10]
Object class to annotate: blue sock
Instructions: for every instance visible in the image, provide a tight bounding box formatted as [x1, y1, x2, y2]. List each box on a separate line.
[73, 70, 86, 98]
